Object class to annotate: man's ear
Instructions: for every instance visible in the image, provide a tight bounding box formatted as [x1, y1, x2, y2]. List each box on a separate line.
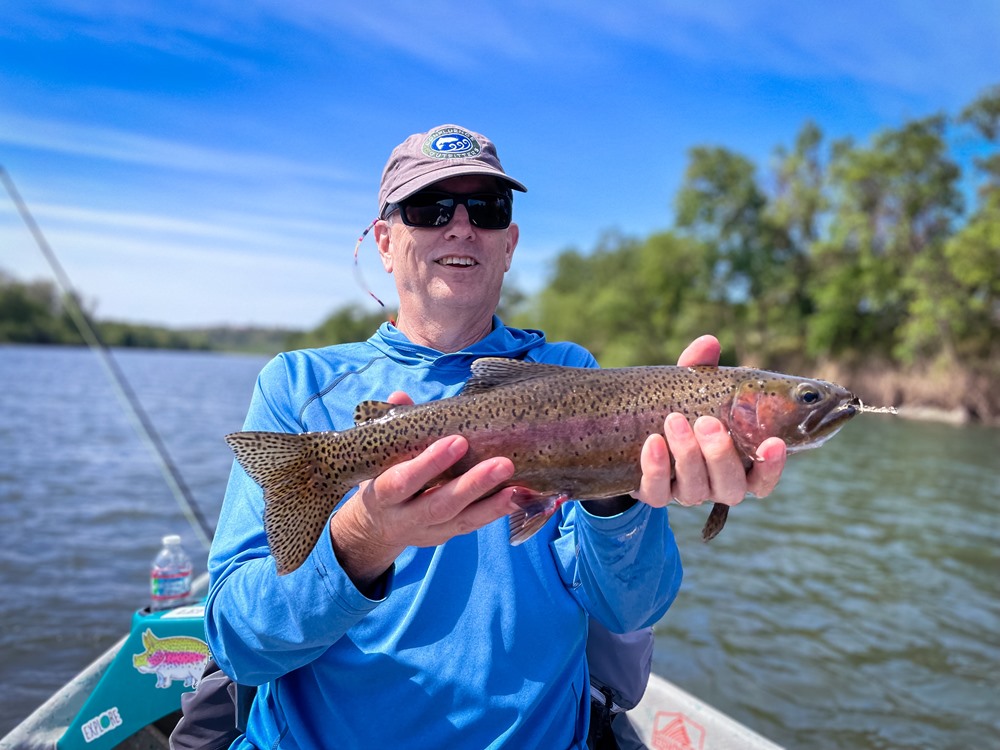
[504, 222, 519, 272]
[373, 220, 393, 273]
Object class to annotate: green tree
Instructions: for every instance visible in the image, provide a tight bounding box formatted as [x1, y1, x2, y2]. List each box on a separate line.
[763, 122, 826, 363]
[674, 145, 811, 363]
[944, 85, 1000, 361]
[287, 306, 389, 350]
[529, 230, 718, 367]
[0, 272, 79, 343]
[532, 233, 646, 364]
[808, 116, 962, 363]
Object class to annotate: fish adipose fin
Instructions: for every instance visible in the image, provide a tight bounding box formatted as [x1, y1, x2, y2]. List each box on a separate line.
[353, 400, 398, 425]
[462, 357, 573, 396]
[507, 489, 571, 545]
[225, 431, 355, 575]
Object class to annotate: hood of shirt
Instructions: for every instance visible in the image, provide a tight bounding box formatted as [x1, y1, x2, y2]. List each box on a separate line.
[367, 316, 547, 372]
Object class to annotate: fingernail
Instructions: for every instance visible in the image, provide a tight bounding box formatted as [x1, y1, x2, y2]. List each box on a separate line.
[665, 413, 689, 438]
[695, 417, 724, 437]
[439, 436, 467, 458]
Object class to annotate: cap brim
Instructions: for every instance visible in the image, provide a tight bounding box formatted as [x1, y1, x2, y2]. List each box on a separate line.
[383, 164, 527, 208]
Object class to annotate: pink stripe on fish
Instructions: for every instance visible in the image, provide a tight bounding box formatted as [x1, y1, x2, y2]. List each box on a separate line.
[150, 650, 208, 667]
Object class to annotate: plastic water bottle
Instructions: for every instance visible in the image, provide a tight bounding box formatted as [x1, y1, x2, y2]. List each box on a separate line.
[150, 534, 193, 611]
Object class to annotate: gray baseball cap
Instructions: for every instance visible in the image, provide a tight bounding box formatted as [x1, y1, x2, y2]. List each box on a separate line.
[378, 124, 527, 219]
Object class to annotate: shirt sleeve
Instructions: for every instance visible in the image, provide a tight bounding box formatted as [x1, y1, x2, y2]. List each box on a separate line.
[204, 356, 391, 685]
[551, 502, 682, 633]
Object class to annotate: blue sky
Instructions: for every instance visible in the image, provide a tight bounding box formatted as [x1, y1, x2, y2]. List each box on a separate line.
[2, 1, 998, 328]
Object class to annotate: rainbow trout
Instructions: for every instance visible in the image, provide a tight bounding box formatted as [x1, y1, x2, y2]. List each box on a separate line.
[226, 357, 861, 574]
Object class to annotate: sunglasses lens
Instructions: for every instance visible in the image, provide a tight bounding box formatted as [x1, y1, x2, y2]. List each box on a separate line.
[466, 195, 511, 229]
[401, 194, 455, 227]
[399, 192, 511, 229]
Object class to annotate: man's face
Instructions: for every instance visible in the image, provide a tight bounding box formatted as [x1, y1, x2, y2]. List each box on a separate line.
[375, 175, 519, 319]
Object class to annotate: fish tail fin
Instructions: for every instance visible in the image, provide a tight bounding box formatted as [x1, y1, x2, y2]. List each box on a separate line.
[700, 502, 729, 542]
[225, 431, 355, 575]
[507, 490, 570, 545]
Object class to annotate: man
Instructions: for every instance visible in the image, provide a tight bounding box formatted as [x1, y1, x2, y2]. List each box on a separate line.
[205, 124, 787, 749]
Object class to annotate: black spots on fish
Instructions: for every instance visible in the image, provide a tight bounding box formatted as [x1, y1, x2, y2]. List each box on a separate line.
[353, 400, 397, 425]
[223, 430, 360, 574]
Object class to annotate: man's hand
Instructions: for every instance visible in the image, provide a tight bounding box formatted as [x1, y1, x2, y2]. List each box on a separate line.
[329, 391, 520, 595]
[632, 335, 788, 509]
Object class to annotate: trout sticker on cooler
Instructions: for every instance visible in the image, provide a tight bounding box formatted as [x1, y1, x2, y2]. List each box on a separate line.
[226, 357, 893, 575]
[131, 629, 211, 689]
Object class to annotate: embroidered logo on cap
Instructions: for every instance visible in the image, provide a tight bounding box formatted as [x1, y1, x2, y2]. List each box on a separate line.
[423, 127, 482, 159]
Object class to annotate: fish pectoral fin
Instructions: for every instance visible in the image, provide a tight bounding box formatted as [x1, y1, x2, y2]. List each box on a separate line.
[700, 502, 729, 542]
[353, 400, 398, 425]
[507, 490, 571, 545]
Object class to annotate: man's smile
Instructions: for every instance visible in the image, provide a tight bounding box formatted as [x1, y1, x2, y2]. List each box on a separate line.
[437, 256, 477, 267]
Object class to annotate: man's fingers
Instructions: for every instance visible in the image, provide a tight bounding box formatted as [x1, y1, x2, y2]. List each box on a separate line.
[386, 391, 414, 406]
[420, 457, 515, 525]
[693, 417, 747, 505]
[747, 437, 787, 498]
[632, 433, 672, 507]
[373, 436, 468, 505]
[443, 485, 523, 537]
[676, 335, 721, 368]
[664, 413, 710, 505]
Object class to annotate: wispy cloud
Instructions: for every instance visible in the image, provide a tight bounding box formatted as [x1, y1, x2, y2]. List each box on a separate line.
[2, 205, 393, 327]
[542, 0, 1000, 101]
[24, 201, 351, 249]
[0, 113, 350, 181]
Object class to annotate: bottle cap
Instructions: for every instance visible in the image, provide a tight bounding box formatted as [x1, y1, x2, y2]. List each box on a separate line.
[162, 534, 182, 546]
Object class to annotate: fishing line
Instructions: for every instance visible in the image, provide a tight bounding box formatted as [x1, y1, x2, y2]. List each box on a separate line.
[1, 166, 214, 550]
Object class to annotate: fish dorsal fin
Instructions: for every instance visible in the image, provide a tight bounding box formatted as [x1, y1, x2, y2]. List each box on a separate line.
[462, 357, 571, 396]
[353, 400, 397, 425]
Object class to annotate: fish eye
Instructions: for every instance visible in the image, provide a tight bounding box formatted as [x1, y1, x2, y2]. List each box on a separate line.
[796, 384, 822, 404]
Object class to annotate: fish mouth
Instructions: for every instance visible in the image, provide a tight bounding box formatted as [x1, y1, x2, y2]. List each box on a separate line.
[799, 395, 861, 443]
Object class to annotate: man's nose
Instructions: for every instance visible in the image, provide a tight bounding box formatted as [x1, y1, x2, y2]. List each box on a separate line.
[446, 204, 475, 236]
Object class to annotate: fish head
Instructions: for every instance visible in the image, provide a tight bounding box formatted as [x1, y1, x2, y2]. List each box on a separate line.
[727, 373, 860, 456]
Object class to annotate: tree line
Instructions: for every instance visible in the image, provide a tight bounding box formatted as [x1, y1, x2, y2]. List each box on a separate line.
[0, 271, 294, 353]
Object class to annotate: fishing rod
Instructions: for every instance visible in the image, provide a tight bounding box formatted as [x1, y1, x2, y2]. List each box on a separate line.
[1, 166, 214, 550]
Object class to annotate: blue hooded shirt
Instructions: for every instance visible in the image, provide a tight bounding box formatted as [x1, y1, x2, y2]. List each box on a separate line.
[206, 318, 682, 749]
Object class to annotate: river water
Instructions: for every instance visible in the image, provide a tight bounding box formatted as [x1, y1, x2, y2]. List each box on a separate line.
[1, 345, 997, 748]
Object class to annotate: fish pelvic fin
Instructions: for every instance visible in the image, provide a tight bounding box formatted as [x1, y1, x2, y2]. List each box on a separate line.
[225, 431, 355, 575]
[701, 502, 730, 542]
[507, 490, 571, 545]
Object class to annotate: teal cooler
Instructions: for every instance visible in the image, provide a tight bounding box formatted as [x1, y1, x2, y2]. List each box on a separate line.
[60, 604, 209, 749]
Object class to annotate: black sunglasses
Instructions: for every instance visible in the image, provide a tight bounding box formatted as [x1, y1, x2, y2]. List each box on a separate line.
[384, 190, 513, 229]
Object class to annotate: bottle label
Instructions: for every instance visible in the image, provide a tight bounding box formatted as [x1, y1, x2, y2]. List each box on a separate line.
[151, 571, 192, 602]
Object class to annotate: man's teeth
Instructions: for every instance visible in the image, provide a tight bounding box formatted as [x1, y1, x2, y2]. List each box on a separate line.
[439, 257, 475, 266]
